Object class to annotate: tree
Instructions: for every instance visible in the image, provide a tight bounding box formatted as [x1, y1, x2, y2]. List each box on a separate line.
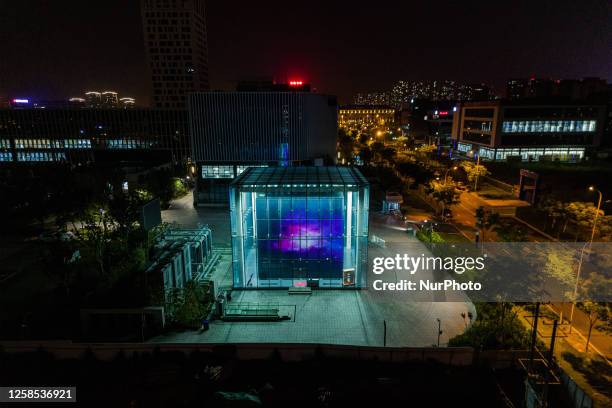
[475, 206, 500, 242]
[370, 141, 385, 163]
[493, 219, 528, 242]
[538, 197, 566, 236]
[426, 180, 460, 219]
[395, 160, 434, 188]
[564, 202, 604, 241]
[461, 161, 490, 191]
[582, 301, 609, 353]
[41, 242, 81, 298]
[165, 281, 210, 329]
[416, 144, 436, 155]
[337, 128, 355, 163]
[580, 273, 612, 353]
[380, 147, 397, 164]
[107, 191, 148, 241]
[358, 147, 374, 165]
[143, 168, 176, 208]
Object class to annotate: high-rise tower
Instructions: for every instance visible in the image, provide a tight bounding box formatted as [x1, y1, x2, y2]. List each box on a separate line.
[141, 0, 209, 108]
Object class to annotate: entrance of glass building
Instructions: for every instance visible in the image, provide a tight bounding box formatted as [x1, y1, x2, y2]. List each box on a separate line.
[230, 167, 370, 289]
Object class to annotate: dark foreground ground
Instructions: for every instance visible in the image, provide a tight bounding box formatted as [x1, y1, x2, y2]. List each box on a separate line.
[0, 348, 574, 408]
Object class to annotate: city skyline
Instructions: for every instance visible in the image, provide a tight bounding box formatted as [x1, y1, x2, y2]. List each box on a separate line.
[1, 0, 610, 104]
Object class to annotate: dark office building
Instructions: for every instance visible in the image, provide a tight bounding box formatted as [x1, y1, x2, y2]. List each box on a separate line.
[451, 100, 606, 162]
[141, 0, 209, 108]
[400, 99, 456, 145]
[0, 108, 189, 165]
[189, 90, 338, 206]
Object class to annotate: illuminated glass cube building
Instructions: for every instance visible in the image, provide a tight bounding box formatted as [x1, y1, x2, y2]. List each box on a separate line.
[230, 167, 369, 289]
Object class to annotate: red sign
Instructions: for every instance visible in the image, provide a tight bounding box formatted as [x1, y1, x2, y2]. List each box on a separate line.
[288, 80, 303, 86]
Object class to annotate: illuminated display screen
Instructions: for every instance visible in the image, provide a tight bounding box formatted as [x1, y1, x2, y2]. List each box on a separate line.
[255, 194, 345, 280]
[230, 166, 370, 289]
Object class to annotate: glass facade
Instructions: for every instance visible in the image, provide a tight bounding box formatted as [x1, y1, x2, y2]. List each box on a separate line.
[0, 152, 13, 161]
[16, 151, 67, 162]
[502, 120, 596, 133]
[457, 142, 472, 153]
[456, 143, 584, 162]
[230, 167, 369, 289]
[0, 108, 189, 165]
[493, 147, 584, 162]
[201, 165, 234, 179]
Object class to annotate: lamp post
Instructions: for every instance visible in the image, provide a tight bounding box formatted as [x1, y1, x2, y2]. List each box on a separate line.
[423, 220, 435, 244]
[568, 186, 603, 334]
[588, 186, 603, 246]
[471, 151, 481, 191]
[444, 166, 458, 185]
[436, 318, 443, 347]
[568, 241, 589, 334]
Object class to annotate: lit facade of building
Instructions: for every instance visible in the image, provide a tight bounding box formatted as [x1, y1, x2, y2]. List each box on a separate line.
[229, 166, 369, 289]
[354, 91, 393, 106]
[189, 91, 338, 206]
[451, 101, 606, 162]
[85, 91, 102, 108]
[0, 108, 189, 165]
[338, 105, 395, 129]
[101, 91, 119, 108]
[384, 80, 495, 108]
[141, 0, 209, 109]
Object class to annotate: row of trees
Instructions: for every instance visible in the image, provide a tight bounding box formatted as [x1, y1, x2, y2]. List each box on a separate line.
[8, 165, 192, 308]
[538, 198, 612, 241]
[475, 206, 529, 242]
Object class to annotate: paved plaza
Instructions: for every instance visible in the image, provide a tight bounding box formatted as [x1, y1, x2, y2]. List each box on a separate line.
[156, 192, 475, 347]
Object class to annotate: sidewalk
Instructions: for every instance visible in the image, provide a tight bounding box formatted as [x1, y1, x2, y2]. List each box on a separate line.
[547, 303, 611, 361]
[516, 305, 611, 406]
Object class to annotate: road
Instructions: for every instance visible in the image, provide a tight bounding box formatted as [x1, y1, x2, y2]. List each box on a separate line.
[547, 303, 611, 361]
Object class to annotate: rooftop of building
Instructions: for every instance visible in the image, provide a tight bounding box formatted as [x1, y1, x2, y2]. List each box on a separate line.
[458, 98, 607, 107]
[231, 166, 369, 188]
[339, 104, 395, 110]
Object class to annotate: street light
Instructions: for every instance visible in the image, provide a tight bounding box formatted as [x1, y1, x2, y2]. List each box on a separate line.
[588, 186, 603, 246]
[470, 150, 481, 191]
[444, 166, 458, 185]
[568, 186, 604, 334]
[568, 241, 589, 334]
[436, 318, 443, 347]
[423, 220, 437, 243]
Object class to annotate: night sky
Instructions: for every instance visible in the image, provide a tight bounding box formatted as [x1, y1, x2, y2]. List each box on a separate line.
[0, 0, 610, 105]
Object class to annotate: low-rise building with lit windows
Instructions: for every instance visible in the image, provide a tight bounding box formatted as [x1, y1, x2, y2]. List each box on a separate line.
[0, 108, 189, 165]
[451, 100, 606, 162]
[338, 105, 396, 129]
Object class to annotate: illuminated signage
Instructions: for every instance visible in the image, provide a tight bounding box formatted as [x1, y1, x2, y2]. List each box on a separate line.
[438, 111, 449, 116]
[288, 80, 304, 86]
[12, 98, 29, 104]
